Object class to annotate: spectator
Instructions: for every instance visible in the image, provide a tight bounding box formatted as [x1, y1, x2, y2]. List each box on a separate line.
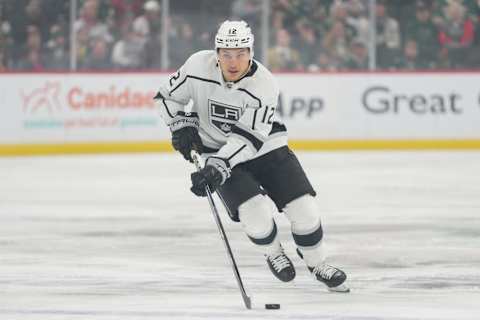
[45, 24, 68, 70]
[438, 1, 475, 68]
[465, 0, 480, 67]
[309, 2, 329, 40]
[76, 27, 90, 69]
[9, 0, 51, 58]
[433, 0, 478, 27]
[344, 39, 369, 70]
[111, 0, 145, 31]
[133, 0, 161, 68]
[16, 25, 46, 71]
[270, 0, 301, 34]
[0, 18, 13, 70]
[321, 1, 360, 65]
[0, 0, 479, 72]
[231, 0, 261, 30]
[308, 50, 339, 72]
[133, 0, 161, 41]
[322, 20, 349, 66]
[375, 0, 401, 69]
[169, 21, 196, 68]
[270, 9, 286, 37]
[83, 37, 112, 70]
[0, 49, 6, 71]
[405, 1, 439, 68]
[111, 25, 145, 70]
[267, 28, 301, 71]
[292, 19, 321, 68]
[394, 39, 427, 70]
[74, 0, 113, 45]
[345, 0, 370, 46]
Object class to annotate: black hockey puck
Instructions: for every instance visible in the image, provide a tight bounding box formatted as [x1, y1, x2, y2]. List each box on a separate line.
[265, 304, 280, 310]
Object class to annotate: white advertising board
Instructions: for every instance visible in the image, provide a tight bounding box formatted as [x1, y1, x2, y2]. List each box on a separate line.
[1, 72, 479, 147]
[0, 73, 169, 144]
[276, 72, 480, 139]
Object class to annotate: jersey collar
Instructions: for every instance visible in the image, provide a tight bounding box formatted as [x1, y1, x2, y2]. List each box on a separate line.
[234, 60, 258, 83]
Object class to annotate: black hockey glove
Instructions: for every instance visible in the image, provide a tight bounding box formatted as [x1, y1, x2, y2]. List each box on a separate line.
[190, 157, 231, 197]
[169, 112, 203, 162]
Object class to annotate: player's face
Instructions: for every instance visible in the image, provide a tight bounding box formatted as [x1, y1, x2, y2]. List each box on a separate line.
[218, 48, 251, 82]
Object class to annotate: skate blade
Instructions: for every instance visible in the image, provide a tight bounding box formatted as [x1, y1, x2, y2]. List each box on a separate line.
[327, 284, 350, 293]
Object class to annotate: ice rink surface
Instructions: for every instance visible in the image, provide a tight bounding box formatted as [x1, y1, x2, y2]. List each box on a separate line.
[1, 151, 479, 320]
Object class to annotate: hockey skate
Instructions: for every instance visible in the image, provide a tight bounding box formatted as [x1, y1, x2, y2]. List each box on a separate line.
[265, 248, 296, 282]
[297, 248, 350, 292]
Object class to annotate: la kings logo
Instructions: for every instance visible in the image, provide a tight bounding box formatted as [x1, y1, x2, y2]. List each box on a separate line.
[208, 99, 241, 135]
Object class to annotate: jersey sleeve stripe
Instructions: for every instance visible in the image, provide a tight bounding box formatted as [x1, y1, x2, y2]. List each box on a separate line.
[231, 125, 263, 151]
[236, 122, 265, 142]
[188, 75, 221, 85]
[170, 77, 188, 95]
[161, 99, 174, 118]
[252, 109, 258, 130]
[227, 144, 247, 161]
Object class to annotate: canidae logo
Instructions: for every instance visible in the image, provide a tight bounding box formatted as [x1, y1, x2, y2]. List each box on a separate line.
[68, 86, 155, 109]
[21, 82, 62, 114]
[20, 82, 155, 112]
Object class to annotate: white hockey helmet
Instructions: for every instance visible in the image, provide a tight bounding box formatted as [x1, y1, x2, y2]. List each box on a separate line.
[215, 20, 254, 59]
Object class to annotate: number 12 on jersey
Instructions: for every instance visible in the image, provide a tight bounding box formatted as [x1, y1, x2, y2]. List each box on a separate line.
[261, 106, 275, 125]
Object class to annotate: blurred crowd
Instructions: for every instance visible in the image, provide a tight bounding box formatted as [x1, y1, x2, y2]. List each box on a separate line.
[0, 0, 479, 72]
[265, 0, 480, 71]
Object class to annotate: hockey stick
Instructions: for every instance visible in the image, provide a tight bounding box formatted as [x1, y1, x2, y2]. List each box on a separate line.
[191, 150, 252, 310]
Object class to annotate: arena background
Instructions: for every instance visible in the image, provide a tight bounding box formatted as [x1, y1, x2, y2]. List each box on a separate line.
[1, 1, 480, 319]
[1, 0, 479, 155]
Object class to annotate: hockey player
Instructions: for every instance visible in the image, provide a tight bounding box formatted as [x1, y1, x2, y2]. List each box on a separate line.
[155, 20, 349, 292]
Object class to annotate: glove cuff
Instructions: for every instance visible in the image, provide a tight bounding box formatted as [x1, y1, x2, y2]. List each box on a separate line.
[205, 157, 231, 184]
[168, 112, 199, 132]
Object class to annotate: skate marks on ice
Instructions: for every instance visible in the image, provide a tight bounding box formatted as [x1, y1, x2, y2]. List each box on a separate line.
[0, 152, 480, 319]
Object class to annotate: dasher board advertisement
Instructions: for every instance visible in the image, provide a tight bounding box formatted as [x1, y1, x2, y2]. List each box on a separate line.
[1, 72, 479, 153]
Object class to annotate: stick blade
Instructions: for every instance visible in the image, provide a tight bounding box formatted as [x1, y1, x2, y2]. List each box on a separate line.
[243, 295, 252, 309]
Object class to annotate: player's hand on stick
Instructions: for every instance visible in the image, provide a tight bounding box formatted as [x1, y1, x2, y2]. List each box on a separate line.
[190, 157, 231, 196]
[172, 127, 203, 162]
[169, 112, 203, 162]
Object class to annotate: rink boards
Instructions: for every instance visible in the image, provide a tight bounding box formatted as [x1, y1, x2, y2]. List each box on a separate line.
[1, 71, 480, 155]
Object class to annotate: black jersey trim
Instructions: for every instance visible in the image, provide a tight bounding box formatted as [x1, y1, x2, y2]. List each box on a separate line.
[233, 60, 258, 83]
[269, 121, 287, 135]
[170, 75, 221, 94]
[252, 109, 258, 130]
[237, 88, 262, 109]
[231, 125, 263, 151]
[161, 99, 174, 118]
[237, 88, 262, 130]
[153, 91, 164, 100]
[227, 144, 247, 161]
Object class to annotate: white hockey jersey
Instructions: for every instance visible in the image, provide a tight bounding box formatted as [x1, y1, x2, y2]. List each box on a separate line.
[156, 50, 287, 168]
